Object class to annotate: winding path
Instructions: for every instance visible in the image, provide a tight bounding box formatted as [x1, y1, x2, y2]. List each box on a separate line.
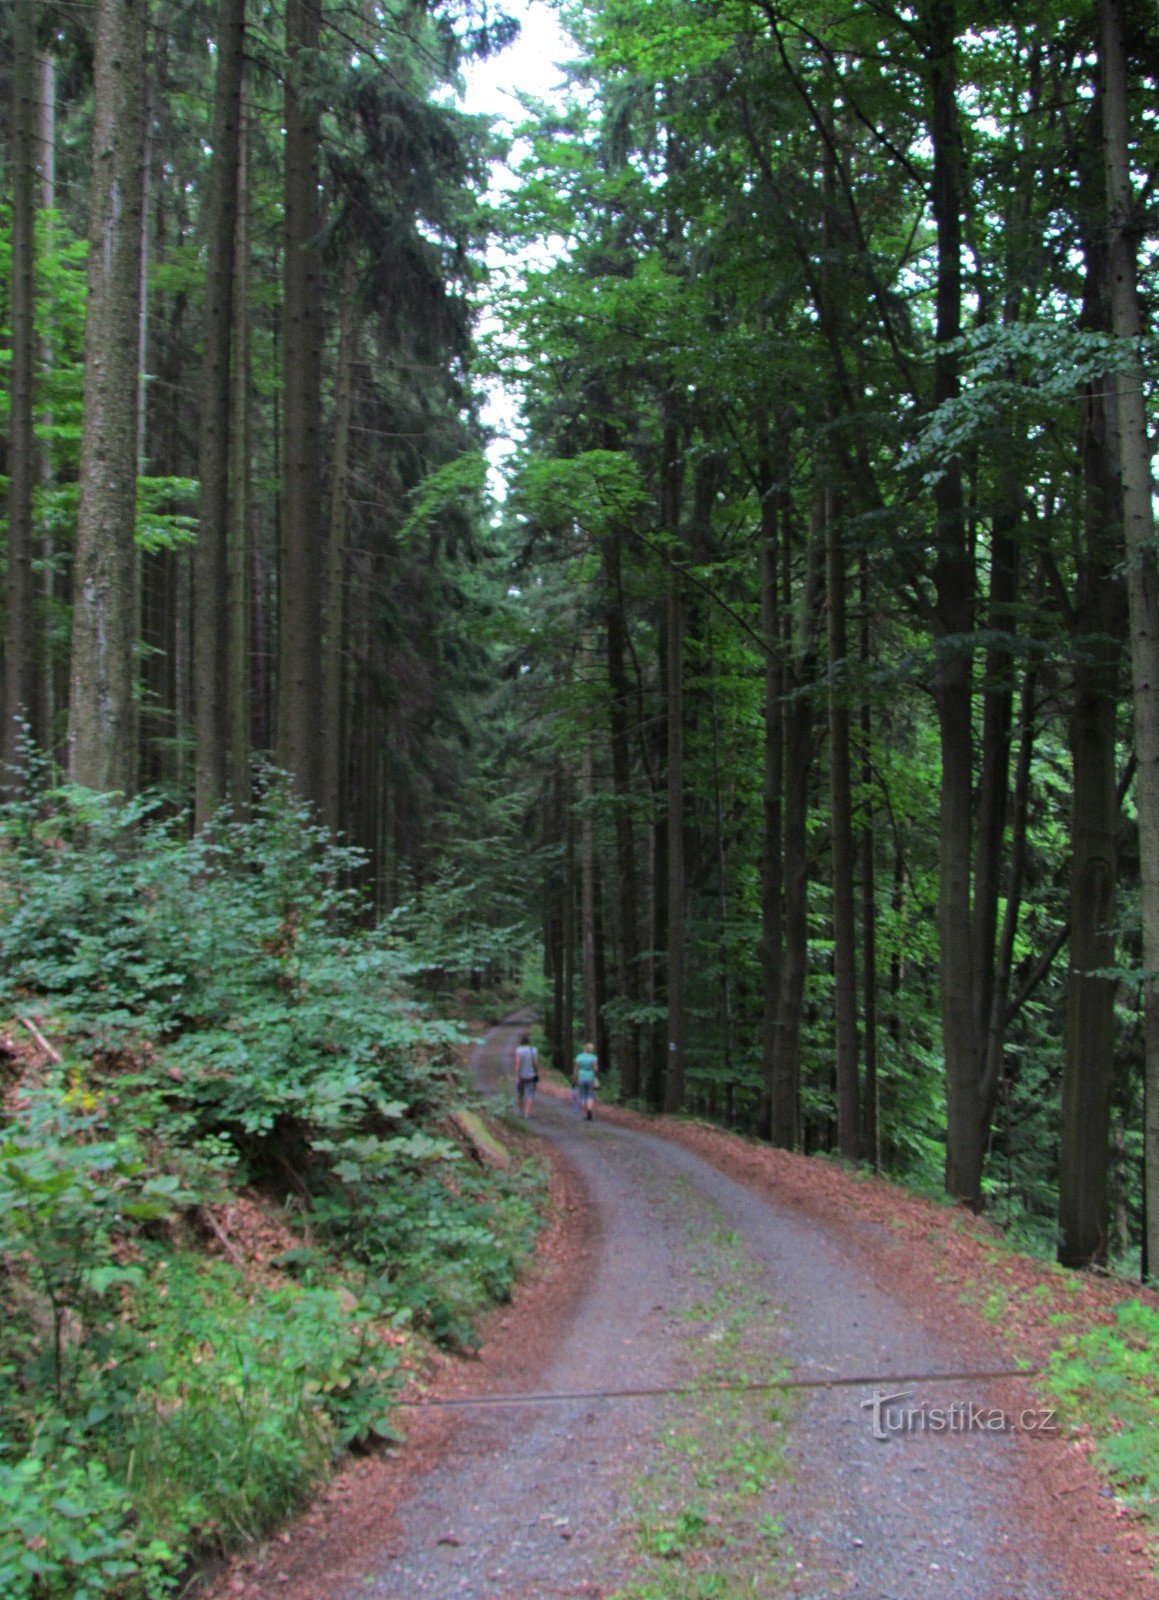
[346, 1021, 1073, 1600]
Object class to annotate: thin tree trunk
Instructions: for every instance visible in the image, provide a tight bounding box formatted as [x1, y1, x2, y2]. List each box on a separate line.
[194, 0, 247, 827]
[229, 77, 253, 814]
[1100, 0, 1159, 1279]
[605, 529, 642, 1098]
[3, 0, 38, 778]
[859, 556, 878, 1167]
[563, 789, 576, 1076]
[68, 0, 149, 793]
[662, 408, 685, 1115]
[278, 0, 324, 804]
[580, 718, 599, 1047]
[321, 258, 359, 832]
[757, 438, 784, 1140]
[827, 487, 859, 1158]
[770, 489, 824, 1147]
[35, 51, 58, 761]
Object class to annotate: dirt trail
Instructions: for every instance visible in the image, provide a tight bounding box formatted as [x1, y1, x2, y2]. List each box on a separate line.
[222, 1021, 1157, 1600]
[336, 1022, 1097, 1600]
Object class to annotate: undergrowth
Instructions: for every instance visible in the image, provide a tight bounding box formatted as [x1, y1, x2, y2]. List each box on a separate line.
[0, 772, 542, 1597]
[1044, 1300, 1159, 1535]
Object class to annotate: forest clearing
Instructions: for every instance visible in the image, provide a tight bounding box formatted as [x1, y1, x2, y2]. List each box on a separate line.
[2, 0, 1159, 1594]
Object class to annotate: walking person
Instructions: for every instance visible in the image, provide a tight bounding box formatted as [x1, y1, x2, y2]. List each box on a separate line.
[573, 1041, 599, 1120]
[513, 1032, 539, 1118]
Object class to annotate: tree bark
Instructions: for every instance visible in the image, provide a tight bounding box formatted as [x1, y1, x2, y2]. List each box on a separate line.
[663, 406, 686, 1116]
[34, 51, 58, 761]
[859, 556, 878, 1167]
[827, 487, 860, 1158]
[580, 711, 599, 1048]
[68, 0, 149, 793]
[321, 256, 359, 832]
[278, 0, 325, 805]
[925, 0, 982, 1206]
[3, 0, 38, 779]
[228, 77, 253, 814]
[604, 527, 642, 1098]
[1100, 0, 1159, 1281]
[770, 489, 824, 1147]
[194, 0, 247, 827]
[757, 432, 784, 1141]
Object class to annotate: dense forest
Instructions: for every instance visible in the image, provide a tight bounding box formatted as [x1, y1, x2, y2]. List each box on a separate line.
[3, 0, 1159, 1295]
[2, 0, 1159, 1591]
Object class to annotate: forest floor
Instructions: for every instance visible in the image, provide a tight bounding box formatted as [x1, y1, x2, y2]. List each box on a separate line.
[205, 1021, 1159, 1600]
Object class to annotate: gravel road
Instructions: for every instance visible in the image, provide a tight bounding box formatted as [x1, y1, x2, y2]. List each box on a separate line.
[347, 1022, 1070, 1600]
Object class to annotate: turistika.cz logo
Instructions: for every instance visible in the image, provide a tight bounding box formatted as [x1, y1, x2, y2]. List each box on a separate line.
[861, 1388, 1058, 1441]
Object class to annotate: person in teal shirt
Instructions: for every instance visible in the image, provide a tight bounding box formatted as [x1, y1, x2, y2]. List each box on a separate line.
[573, 1042, 599, 1120]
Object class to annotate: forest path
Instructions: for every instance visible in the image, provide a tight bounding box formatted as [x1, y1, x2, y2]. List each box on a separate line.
[345, 1021, 1070, 1600]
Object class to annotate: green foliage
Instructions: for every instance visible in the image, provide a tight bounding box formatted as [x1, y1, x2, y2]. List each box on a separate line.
[0, 775, 545, 1594]
[1045, 1300, 1159, 1523]
[0, 1452, 172, 1600]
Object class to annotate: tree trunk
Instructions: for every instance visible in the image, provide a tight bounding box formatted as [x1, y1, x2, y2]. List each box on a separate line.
[580, 719, 599, 1048]
[35, 51, 59, 761]
[827, 487, 860, 1158]
[661, 405, 686, 1115]
[3, 0, 38, 779]
[664, 555, 686, 1114]
[1058, 208, 1125, 1269]
[1100, 0, 1159, 1280]
[228, 77, 253, 814]
[859, 557, 878, 1167]
[278, 0, 325, 805]
[770, 489, 825, 1147]
[604, 528, 642, 1098]
[68, 0, 149, 794]
[194, 0, 247, 827]
[1059, 649, 1118, 1266]
[757, 436, 784, 1140]
[925, 0, 982, 1206]
[321, 256, 359, 832]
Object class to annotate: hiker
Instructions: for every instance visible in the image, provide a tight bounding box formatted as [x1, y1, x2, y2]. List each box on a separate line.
[513, 1032, 539, 1117]
[573, 1041, 599, 1120]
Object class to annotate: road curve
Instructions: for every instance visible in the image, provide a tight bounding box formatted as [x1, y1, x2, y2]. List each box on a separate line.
[349, 1021, 1067, 1600]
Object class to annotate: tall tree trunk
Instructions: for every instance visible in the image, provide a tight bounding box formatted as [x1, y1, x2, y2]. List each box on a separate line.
[278, 0, 324, 804]
[1058, 203, 1125, 1269]
[1059, 646, 1118, 1267]
[827, 487, 860, 1158]
[68, 0, 149, 793]
[925, 0, 981, 1206]
[859, 557, 878, 1167]
[604, 528, 642, 1098]
[757, 434, 784, 1141]
[663, 408, 686, 1114]
[1099, 0, 1159, 1279]
[3, 0, 37, 779]
[664, 556, 686, 1114]
[770, 489, 824, 1147]
[580, 720, 599, 1047]
[228, 78, 253, 814]
[194, 0, 247, 827]
[971, 505, 1019, 1097]
[35, 50, 58, 761]
[321, 258, 359, 832]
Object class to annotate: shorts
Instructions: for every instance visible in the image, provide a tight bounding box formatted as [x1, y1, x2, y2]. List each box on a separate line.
[576, 1076, 596, 1098]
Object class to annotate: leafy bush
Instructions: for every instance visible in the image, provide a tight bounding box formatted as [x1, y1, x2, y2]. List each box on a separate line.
[1045, 1299, 1159, 1519]
[0, 774, 546, 1595]
[0, 1452, 173, 1600]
